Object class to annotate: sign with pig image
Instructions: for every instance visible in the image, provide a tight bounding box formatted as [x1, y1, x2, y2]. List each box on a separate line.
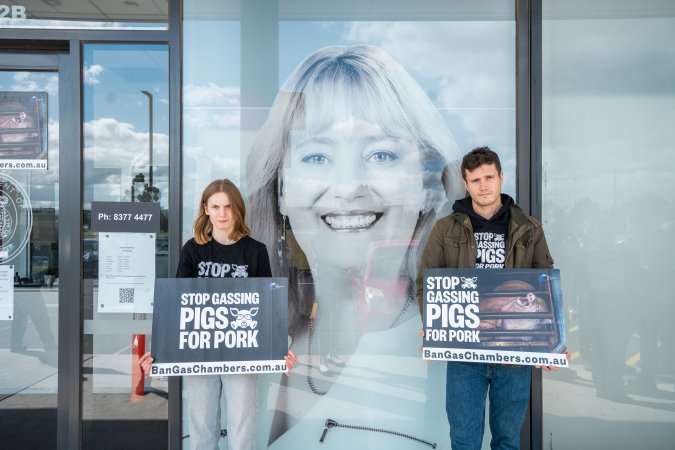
[150, 277, 289, 376]
[422, 268, 567, 367]
[0, 92, 48, 170]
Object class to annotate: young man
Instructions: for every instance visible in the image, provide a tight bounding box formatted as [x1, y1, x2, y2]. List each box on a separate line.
[416, 147, 556, 450]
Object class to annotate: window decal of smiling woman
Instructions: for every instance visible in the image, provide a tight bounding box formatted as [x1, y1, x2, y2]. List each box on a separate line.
[247, 45, 464, 448]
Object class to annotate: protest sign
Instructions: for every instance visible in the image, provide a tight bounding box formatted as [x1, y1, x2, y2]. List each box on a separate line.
[422, 268, 567, 367]
[150, 277, 289, 376]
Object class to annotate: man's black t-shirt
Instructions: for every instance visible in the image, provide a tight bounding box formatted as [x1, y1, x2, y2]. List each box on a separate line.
[452, 194, 513, 269]
[176, 235, 272, 278]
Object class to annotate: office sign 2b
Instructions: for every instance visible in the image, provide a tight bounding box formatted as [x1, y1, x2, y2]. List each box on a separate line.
[422, 268, 567, 367]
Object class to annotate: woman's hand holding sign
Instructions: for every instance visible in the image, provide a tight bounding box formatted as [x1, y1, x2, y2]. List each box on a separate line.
[139, 351, 154, 379]
[139, 349, 298, 378]
[284, 350, 298, 376]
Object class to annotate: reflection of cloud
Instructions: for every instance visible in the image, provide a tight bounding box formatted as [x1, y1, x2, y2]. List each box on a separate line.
[544, 18, 675, 95]
[84, 118, 168, 167]
[184, 107, 240, 130]
[183, 146, 240, 240]
[542, 18, 675, 211]
[11, 72, 58, 95]
[183, 83, 241, 130]
[84, 118, 169, 205]
[184, 83, 239, 107]
[184, 145, 240, 176]
[84, 64, 104, 85]
[345, 22, 514, 108]
[342, 21, 516, 189]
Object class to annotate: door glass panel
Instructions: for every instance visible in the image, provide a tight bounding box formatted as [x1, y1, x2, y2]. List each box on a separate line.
[82, 43, 170, 449]
[542, 3, 675, 449]
[0, 70, 59, 449]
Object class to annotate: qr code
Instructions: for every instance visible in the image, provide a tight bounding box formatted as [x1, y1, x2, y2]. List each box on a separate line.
[119, 288, 135, 304]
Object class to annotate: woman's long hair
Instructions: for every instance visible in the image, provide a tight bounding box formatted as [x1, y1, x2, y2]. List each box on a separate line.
[194, 179, 250, 244]
[246, 45, 463, 334]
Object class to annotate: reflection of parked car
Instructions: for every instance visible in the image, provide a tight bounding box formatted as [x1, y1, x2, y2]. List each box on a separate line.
[83, 239, 99, 278]
[352, 240, 419, 331]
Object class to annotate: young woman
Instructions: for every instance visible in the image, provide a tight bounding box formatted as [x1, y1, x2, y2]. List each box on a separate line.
[246, 45, 463, 448]
[139, 179, 297, 450]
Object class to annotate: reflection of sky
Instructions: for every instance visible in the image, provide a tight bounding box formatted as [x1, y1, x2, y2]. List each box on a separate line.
[542, 17, 675, 211]
[184, 21, 240, 87]
[82, 44, 169, 134]
[182, 20, 243, 234]
[182, 17, 518, 208]
[82, 44, 169, 209]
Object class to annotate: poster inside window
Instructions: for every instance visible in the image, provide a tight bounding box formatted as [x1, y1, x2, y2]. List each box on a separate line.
[0, 92, 48, 170]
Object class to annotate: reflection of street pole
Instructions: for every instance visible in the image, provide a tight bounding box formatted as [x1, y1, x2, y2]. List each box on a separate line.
[140, 90, 153, 188]
[134, 91, 151, 401]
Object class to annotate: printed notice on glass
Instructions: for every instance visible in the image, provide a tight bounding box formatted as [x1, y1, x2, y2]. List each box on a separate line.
[0, 265, 14, 320]
[422, 268, 568, 367]
[98, 232, 155, 313]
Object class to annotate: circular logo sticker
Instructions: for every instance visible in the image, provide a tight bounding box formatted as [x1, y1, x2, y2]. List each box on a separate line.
[0, 173, 32, 262]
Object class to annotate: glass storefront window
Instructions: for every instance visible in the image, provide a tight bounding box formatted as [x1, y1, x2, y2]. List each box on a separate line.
[542, 3, 675, 449]
[183, 2, 516, 449]
[82, 43, 170, 449]
[0, 70, 59, 448]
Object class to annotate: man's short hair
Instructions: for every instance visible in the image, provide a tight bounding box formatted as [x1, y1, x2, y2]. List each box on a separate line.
[461, 146, 502, 180]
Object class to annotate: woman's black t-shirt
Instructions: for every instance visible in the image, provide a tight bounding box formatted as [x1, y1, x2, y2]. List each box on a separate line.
[176, 235, 272, 279]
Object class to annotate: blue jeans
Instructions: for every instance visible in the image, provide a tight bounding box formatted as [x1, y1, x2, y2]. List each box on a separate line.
[445, 362, 531, 450]
[184, 374, 258, 450]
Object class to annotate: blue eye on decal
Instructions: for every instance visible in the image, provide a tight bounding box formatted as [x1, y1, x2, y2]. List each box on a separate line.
[301, 153, 332, 165]
[366, 150, 398, 163]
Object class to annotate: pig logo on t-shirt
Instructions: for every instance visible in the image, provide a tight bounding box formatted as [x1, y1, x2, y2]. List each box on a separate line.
[231, 264, 248, 278]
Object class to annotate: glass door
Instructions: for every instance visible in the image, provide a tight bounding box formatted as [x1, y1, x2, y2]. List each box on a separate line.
[0, 54, 60, 449]
[81, 43, 170, 449]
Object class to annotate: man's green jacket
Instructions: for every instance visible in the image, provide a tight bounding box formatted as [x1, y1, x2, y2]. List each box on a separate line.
[416, 204, 555, 316]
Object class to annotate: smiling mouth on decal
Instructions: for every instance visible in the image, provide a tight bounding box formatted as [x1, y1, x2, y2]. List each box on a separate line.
[321, 211, 383, 231]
